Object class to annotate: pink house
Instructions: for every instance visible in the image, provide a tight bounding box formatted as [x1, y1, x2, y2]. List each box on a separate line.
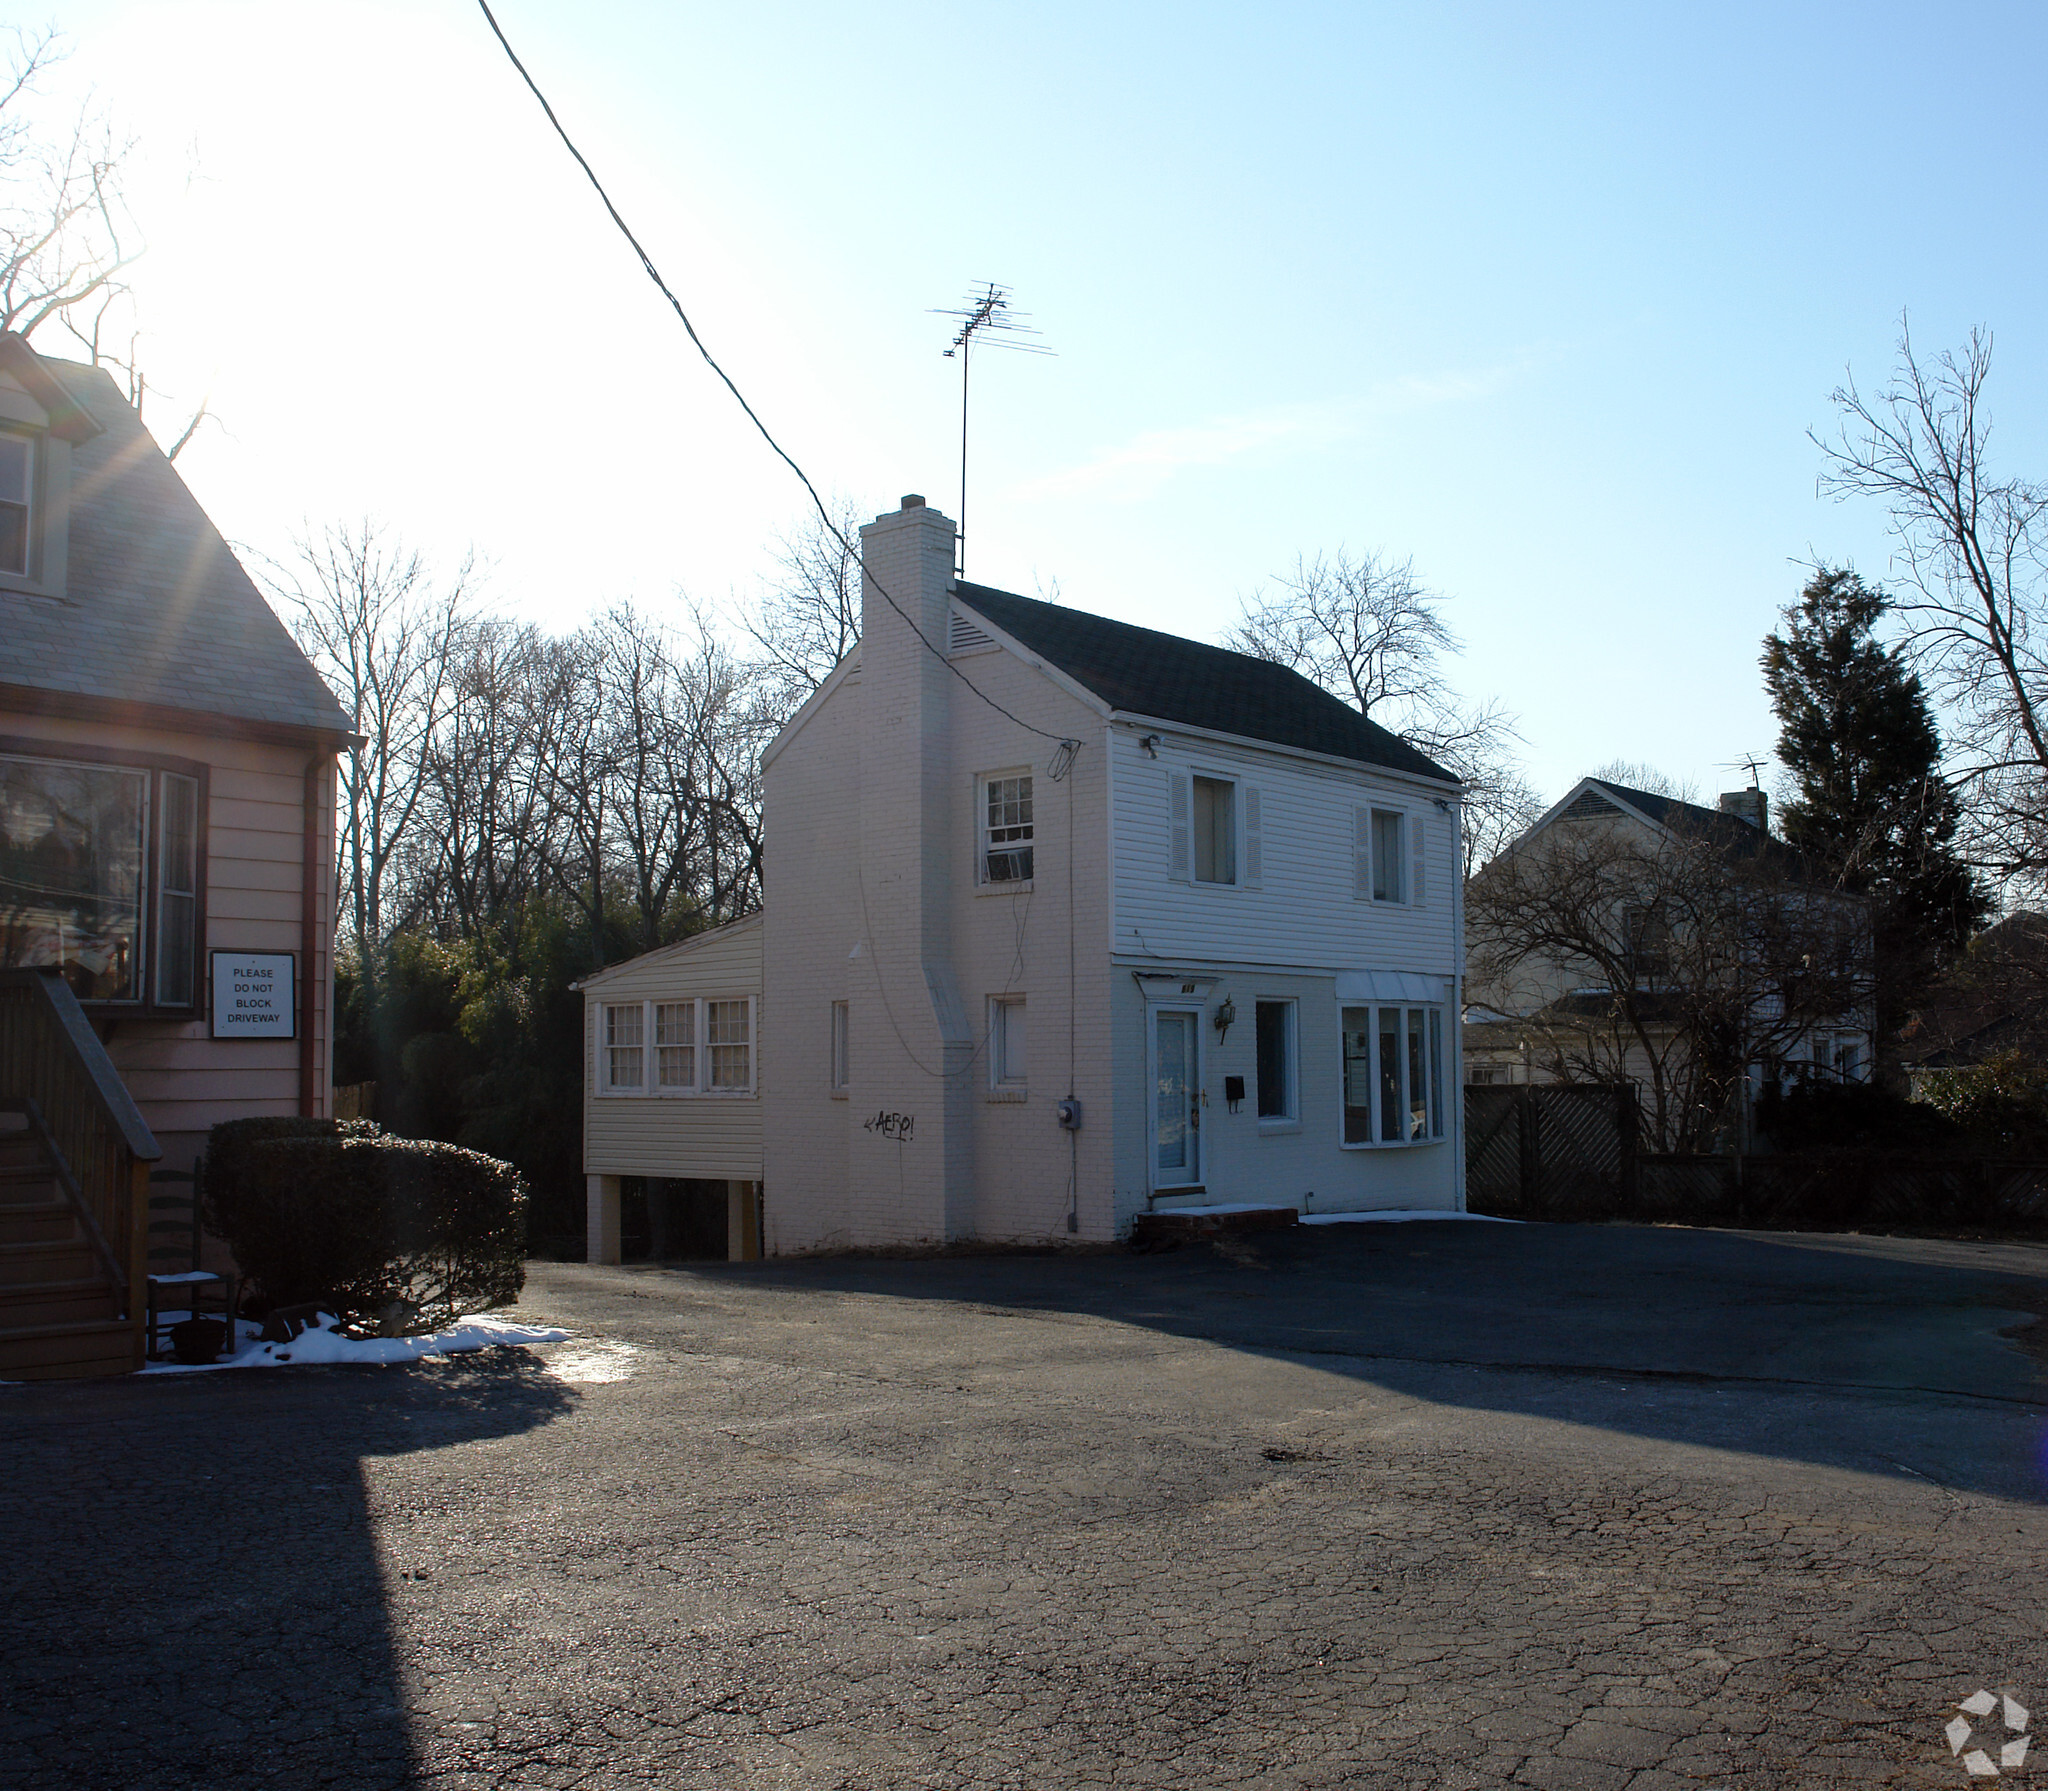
[0, 332, 352, 1377]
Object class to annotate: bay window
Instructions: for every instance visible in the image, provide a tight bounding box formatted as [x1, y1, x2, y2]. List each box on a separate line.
[1341, 1003, 1445, 1145]
[0, 749, 203, 1008]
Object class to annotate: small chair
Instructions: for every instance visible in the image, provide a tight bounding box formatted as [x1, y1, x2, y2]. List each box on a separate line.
[145, 1162, 239, 1362]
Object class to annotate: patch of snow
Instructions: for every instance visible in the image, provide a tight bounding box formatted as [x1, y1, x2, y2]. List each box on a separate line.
[1300, 1208, 1519, 1226]
[140, 1312, 570, 1374]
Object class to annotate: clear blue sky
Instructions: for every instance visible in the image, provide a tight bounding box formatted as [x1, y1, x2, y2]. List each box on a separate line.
[38, 0, 2048, 804]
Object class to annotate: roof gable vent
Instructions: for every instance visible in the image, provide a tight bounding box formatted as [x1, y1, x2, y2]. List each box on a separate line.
[948, 608, 997, 656]
[1562, 788, 1623, 821]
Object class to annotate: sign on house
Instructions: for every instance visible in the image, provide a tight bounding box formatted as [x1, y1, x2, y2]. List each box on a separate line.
[209, 951, 296, 1039]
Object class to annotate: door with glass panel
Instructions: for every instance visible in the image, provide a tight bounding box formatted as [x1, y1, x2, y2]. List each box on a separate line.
[1151, 1007, 1202, 1189]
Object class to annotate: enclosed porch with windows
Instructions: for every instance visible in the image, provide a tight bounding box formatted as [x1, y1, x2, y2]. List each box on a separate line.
[576, 914, 765, 1265]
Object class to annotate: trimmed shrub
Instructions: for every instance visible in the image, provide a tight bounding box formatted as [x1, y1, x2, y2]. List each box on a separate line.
[202, 1116, 382, 1294]
[207, 1129, 527, 1332]
[1918, 1051, 2048, 1156]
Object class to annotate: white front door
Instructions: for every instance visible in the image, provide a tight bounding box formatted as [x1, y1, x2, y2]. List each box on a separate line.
[1152, 1007, 1202, 1189]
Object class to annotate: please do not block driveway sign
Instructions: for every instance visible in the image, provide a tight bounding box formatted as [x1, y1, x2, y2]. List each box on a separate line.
[210, 951, 296, 1039]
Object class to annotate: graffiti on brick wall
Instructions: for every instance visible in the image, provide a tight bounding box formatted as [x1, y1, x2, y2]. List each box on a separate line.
[864, 1110, 915, 1142]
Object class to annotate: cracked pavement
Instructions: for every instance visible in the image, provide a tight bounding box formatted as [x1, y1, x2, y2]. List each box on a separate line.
[5, 1220, 2047, 1788]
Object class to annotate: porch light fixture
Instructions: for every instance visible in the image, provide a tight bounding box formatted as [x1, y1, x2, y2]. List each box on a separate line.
[1213, 996, 1236, 1043]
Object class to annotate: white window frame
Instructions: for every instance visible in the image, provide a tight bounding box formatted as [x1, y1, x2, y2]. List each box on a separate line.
[1254, 997, 1298, 1129]
[1354, 803, 1429, 907]
[0, 750, 206, 1010]
[1338, 1002, 1446, 1148]
[830, 999, 850, 1096]
[978, 770, 1035, 887]
[594, 996, 755, 1097]
[988, 994, 1027, 1100]
[1166, 767, 1264, 890]
[0, 429, 34, 579]
[705, 997, 756, 1093]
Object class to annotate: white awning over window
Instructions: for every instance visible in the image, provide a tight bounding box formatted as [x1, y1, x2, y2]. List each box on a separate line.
[1334, 970, 1450, 1004]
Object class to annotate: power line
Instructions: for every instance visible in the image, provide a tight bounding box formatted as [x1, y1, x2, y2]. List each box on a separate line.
[474, 0, 1078, 758]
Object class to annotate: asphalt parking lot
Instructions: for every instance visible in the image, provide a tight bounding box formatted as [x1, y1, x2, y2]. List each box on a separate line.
[6, 1219, 2047, 1790]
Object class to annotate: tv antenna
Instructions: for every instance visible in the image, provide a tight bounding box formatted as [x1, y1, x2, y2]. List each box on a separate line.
[933, 282, 1051, 578]
[1722, 753, 1767, 789]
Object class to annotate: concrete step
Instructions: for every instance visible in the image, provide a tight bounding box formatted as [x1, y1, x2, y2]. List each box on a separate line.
[0, 1318, 137, 1379]
[0, 1277, 118, 1329]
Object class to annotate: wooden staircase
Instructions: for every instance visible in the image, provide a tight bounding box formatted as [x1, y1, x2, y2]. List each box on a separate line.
[0, 1122, 134, 1378]
[0, 971, 158, 1380]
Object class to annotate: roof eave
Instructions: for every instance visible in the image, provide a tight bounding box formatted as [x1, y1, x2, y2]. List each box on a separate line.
[0, 334, 105, 442]
[1106, 710, 1463, 793]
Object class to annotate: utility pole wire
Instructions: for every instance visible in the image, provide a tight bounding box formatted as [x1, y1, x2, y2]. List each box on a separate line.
[473, 0, 1078, 761]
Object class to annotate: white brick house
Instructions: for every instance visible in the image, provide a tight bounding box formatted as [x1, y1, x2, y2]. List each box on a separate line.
[584, 495, 1464, 1256]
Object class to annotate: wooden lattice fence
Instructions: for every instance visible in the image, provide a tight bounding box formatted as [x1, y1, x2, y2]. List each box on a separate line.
[1464, 1084, 1639, 1219]
[1465, 1085, 2048, 1228]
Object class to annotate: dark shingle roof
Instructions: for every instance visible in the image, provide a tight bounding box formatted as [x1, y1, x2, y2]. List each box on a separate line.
[1583, 779, 1805, 875]
[0, 347, 351, 738]
[953, 581, 1456, 783]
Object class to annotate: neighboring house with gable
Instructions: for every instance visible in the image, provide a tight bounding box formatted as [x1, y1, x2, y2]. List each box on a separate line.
[1464, 775, 1873, 1144]
[0, 332, 353, 1377]
[582, 494, 1465, 1257]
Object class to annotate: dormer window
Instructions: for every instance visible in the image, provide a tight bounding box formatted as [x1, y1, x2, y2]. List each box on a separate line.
[0, 432, 31, 577]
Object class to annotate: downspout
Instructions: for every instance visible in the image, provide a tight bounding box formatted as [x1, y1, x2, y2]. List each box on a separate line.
[299, 751, 326, 1117]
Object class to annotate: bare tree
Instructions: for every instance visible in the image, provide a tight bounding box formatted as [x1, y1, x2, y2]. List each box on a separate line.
[1816, 322, 2048, 883]
[735, 500, 866, 713]
[0, 28, 138, 340]
[1468, 811, 1872, 1150]
[267, 524, 476, 970]
[1228, 548, 1540, 872]
[0, 28, 211, 458]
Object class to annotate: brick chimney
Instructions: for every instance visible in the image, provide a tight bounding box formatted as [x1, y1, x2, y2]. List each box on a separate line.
[1718, 789, 1767, 832]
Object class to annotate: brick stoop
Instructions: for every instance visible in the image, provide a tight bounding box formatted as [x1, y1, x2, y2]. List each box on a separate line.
[1130, 1206, 1299, 1247]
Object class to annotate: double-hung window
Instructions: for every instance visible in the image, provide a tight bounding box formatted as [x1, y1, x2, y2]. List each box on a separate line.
[603, 1003, 645, 1090]
[707, 999, 752, 1089]
[1340, 1003, 1445, 1145]
[598, 996, 754, 1095]
[0, 751, 204, 1008]
[0, 432, 32, 577]
[982, 773, 1034, 883]
[1354, 804, 1426, 907]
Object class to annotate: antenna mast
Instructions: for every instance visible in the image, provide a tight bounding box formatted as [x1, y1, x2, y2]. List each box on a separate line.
[933, 282, 1051, 578]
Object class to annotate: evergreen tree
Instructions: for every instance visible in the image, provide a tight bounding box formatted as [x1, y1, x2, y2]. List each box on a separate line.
[1762, 568, 1990, 1054]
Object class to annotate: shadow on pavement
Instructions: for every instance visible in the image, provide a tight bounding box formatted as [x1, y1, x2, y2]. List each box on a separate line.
[0, 1347, 575, 1791]
[704, 1219, 2048, 1502]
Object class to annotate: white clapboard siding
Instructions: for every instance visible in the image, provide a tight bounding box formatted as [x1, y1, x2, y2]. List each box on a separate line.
[1112, 729, 1458, 976]
[581, 914, 765, 1180]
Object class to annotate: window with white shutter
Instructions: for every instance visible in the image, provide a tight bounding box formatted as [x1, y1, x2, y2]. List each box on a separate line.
[1168, 771, 1192, 883]
[1352, 806, 1372, 901]
[1242, 785, 1263, 888]
[1409, 813, 1427, 905]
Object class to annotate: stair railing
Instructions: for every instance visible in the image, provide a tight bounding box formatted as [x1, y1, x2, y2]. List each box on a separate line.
[0, 969, 161, 1356]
